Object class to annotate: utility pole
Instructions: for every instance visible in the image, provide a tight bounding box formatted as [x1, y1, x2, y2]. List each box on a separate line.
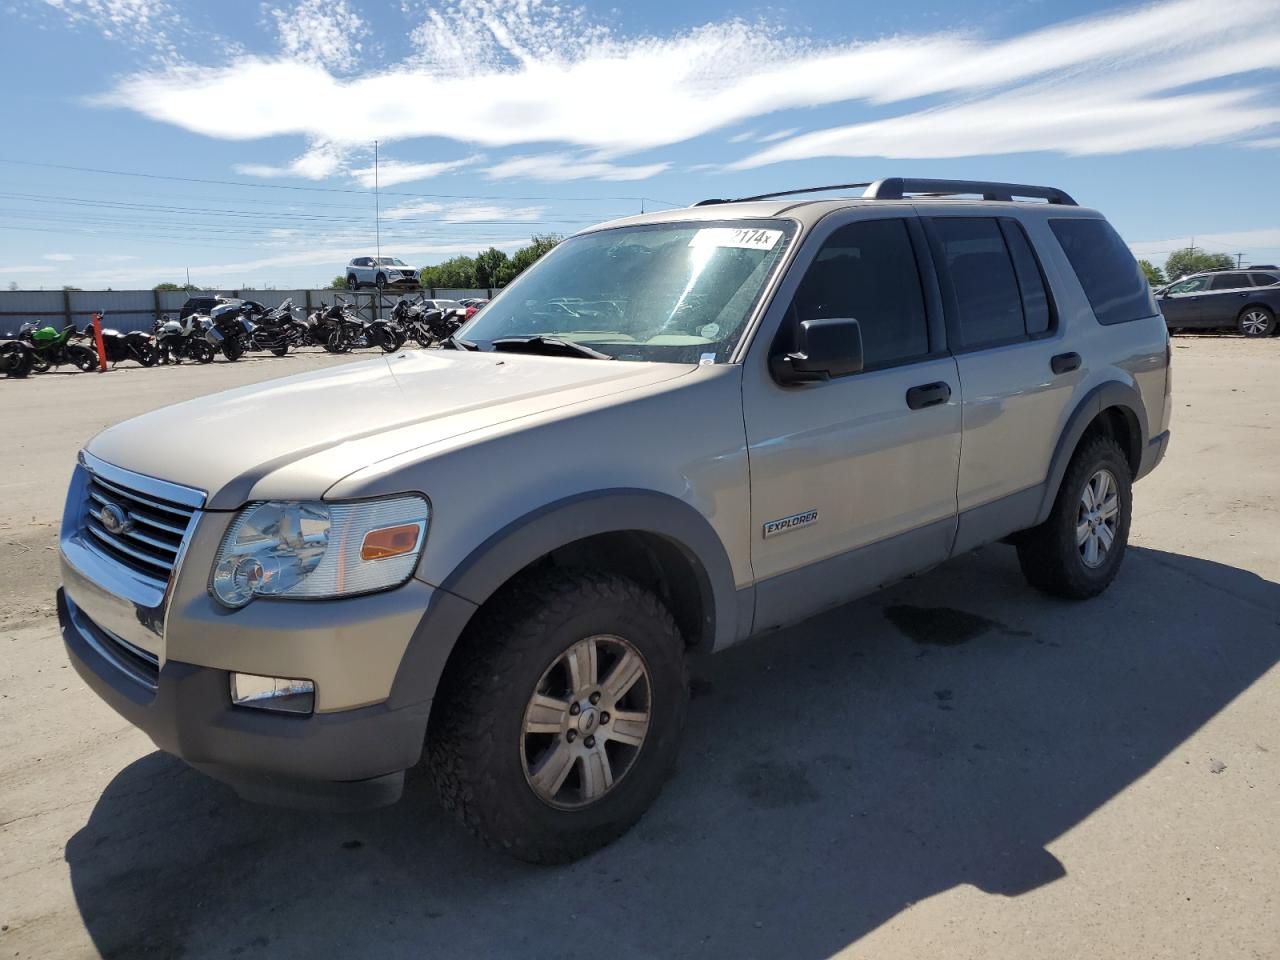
[374, 140, 382, 262]
[185, 267, 191, 289]
[1235, 252, 1244, 269]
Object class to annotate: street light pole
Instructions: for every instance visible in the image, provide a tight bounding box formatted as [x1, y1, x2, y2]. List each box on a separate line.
[374, 140, 381, 263]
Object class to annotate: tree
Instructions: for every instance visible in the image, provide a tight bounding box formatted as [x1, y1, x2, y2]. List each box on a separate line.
[500, 234, 563, 285]
[1164, 248, 1233, 282]
[329, 275, 348, 289]
[473, 247, 511, 289]
[62, 285, 82, 291]
[154, 282, 198, 292]
[420, 255, 478, 290]
[1137, 260, 1166, 287]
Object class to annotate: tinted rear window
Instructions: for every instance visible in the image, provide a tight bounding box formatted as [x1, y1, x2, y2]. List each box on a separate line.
[1049, 219, 1156, 325]
[1210, 273, 1249, 290]
[933, 217, 1024, 347]
[1252, 273, 1279, 286]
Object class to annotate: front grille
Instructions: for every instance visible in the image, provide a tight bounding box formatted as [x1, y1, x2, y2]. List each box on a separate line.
[81, 470, 199, 588]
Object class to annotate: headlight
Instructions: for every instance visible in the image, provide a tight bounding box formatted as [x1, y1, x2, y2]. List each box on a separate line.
[210, 495, 429, 609]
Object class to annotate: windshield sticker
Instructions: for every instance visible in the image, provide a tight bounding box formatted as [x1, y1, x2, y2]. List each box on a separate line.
[699, 322, 721, 339]
[689, 228, 783, 251]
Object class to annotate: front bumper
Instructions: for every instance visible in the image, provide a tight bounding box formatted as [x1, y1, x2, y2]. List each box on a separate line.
[58, 588, 432, 811]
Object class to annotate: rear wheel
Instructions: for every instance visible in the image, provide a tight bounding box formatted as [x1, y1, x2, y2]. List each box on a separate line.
[69, 345, 98, 372]
[347, 274, 359, 290]
[1016, 433, 1132, 600]
[428, 570, 688, 864]
[192, 341, 215, 364]
[221, 338, 244, 361]
[270, 343, 289, 357]
[1238, 306, 1275, 338]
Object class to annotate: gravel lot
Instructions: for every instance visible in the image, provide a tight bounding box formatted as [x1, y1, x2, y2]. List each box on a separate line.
[2, 337, 1278, 959]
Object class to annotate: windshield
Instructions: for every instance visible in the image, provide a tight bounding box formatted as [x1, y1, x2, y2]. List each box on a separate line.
[457, 220, 795, 363]
[377, 258, 407, 266]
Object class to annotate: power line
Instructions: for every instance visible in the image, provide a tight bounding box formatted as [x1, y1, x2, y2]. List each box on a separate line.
[0, 157, 687, 207]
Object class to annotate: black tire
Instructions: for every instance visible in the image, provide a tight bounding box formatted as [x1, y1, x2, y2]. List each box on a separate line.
[3, 345, 32, 378]
[270, 343, 289, 357]
[192, 341, 215, 364]
[375, 273, 386, 290]
[221, 338, 244, 362]
[1016, 433, 1132, 600]
[347, 274, 359, 290]
[1238, 306, 1276, 338]
[428, 570, 688, 864]
[69, 345, 98, 372]
[138, 344, 160, 367]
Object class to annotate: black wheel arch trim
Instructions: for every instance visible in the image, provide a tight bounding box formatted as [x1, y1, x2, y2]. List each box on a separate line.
[387, 489, 739, 711]
[1035, 381, 1149, 526]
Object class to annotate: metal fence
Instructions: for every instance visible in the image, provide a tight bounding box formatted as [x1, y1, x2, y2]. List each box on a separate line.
[0, 287, 496, 337]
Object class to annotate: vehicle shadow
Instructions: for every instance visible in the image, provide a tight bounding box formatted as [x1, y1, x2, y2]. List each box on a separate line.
[65, 545, 1280, 959]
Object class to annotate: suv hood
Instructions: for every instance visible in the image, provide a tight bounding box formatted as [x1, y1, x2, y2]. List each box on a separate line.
[87, 351, 693, 508]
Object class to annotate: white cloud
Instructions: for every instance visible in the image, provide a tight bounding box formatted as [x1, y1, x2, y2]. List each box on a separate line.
[42, 253, 76, 261]
[1244, 137, 1280, 148]
[1128, 228, 1280, 260]
[83, 0, 1280, 178]
[484, 153, 671, 182]
[349, 156, 483, 188]
[269, 0, 366, 71]
[381, 200, 546, 221]
[757, 128, 798, 143]
[234, 140, 349, 180]
[727, 130, 757, 144]
[40, 0, 182, 56]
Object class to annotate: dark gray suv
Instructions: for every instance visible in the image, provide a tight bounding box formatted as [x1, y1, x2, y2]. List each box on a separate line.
[1157, 269, 1280, 337]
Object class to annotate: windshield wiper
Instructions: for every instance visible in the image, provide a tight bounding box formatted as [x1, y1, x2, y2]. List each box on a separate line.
[490, 335, 614, 360]
[439, 334, 479, 351]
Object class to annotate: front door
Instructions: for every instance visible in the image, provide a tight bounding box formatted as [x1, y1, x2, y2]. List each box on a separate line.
[1159, 275, 1210, 326]
[742, 214, 962, 632]
[1200, 272, 1255, 326]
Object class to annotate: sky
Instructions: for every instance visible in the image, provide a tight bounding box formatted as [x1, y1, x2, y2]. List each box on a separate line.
[0, 0, 1277, 289]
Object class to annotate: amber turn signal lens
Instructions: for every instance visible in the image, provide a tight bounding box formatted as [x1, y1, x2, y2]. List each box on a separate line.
[360, 523, 421, 561]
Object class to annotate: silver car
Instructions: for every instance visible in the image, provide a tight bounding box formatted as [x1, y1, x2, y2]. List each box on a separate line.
[58, 177, 1170, 864]
[345, 256, 420, 289]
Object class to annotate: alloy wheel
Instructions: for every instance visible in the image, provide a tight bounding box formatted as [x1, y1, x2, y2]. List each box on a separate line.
[521, 634, 652, 810]
[1077, 468, 1120, 569]
[1240, 309, 1273, 337]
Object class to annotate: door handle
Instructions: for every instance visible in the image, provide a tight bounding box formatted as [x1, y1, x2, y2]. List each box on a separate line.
[906, 381, 952, 410]
[1051, 352, 1081, 375]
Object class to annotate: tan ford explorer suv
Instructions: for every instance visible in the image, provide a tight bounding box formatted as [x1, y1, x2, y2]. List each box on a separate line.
[58, 178, 1171, 863]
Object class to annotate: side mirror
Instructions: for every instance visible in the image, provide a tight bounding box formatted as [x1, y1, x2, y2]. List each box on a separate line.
[772, 317, 864, 384]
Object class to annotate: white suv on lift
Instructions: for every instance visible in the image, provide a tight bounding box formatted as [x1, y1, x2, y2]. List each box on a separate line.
[345, 256, 420, 290]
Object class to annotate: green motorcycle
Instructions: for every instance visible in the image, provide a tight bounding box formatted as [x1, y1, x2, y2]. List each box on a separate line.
[18, 323, 98, 373]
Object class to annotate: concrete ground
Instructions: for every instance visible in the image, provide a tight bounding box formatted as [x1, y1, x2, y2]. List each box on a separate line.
[1, 337, 1277, 959]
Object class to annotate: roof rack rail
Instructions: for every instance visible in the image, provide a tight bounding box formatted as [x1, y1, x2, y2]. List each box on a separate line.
[694, 177, 1076, 207]
[864, 178, 1076, 205]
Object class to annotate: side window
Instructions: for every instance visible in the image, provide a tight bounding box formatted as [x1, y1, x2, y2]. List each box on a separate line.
[999, 219, 1054, 336]
[932, 217, 1024, 348]
[1167, 276, 1209, 294]
[788, 218, 929, 369]
[1049, 218, 1157, 325]
[1252, 273, 1279, 287]
[1209, 272, 1248, 290]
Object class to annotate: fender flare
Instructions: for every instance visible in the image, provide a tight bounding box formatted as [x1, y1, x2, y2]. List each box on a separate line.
[1035, 381, 1148, 526]
[387, 489, 739, 710]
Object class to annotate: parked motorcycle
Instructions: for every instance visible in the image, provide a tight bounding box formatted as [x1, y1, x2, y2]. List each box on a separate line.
[206, 302, 257, 361]
[155, 315, 215, 364]
[1, 339, 36, 378]
[392, 296, 462, 348]
[243, 298, 305, 356]
[85, 323, 160, 367]
[18, 323, 98, 373]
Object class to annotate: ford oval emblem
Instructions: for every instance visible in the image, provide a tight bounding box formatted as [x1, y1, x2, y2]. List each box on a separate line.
[99, 502, 133, 536]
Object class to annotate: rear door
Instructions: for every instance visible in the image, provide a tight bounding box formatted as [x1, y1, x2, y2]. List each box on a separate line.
[1201, 272, 1254, 326]
[922, 214, 1075, 549]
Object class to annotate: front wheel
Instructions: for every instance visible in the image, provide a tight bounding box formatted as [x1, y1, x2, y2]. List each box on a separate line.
[270, 343, 289, 357]
[221, 338, 244, 361]
[428, 570, 688, 864]
[192, 341, 215, 364]
[1238, 306, 1276, 338]
[1015, 433, 1132, 600]
[137, 343, 160, 367]
[2, 344, 32, 378]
